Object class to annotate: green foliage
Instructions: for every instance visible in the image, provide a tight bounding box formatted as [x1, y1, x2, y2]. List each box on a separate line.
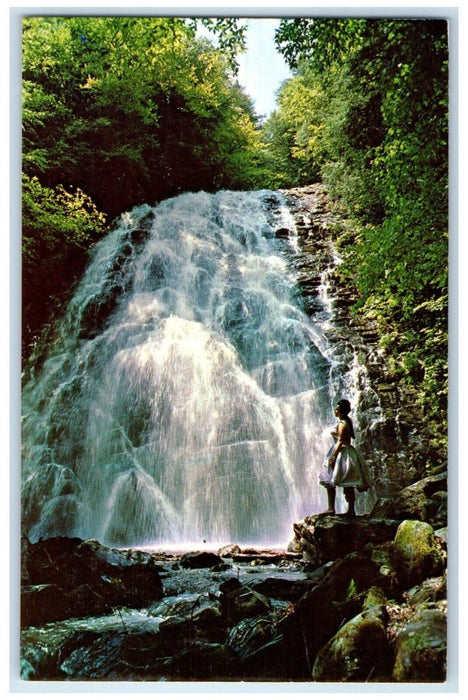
[273, 18, 449, 446]
[22, 16, 255, 215]
[260, 70, 324, 187]
[345, 578, 358, 601]
[22, 174, 107, 354]
[199, 17, 247, 72]
[275, 18, 366, 70]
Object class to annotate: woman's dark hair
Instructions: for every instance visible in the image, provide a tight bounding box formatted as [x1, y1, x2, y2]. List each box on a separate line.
[337, 399, 351, 415]
[337, 399, 355, 439]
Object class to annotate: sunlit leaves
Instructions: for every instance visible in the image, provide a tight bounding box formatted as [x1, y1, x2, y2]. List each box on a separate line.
[22, 174, 108, 352]
[22, 174, 106, 262]
[199, 17, 247, 72]
[275, 18, 366, 70]
[273, 18, 449, 434]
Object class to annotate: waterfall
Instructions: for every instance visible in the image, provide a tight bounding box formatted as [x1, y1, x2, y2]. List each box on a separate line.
[21, 190, 365, 548]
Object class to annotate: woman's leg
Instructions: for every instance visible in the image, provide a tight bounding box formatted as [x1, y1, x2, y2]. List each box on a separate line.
[322, 485, 336, 514]
[343, 486, 356, 517]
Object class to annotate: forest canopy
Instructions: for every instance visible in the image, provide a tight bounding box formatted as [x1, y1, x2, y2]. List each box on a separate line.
[21, 16, 449, 448]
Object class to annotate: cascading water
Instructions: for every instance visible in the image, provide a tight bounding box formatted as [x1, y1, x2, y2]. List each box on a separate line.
[21, 190, 365, 548]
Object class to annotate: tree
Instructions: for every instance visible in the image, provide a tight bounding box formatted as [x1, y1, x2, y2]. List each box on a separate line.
[261, 71, 324, 187]
[22, 174, 107, 355]
[22, 17, 255, 214]
[273, 18, 449, 443]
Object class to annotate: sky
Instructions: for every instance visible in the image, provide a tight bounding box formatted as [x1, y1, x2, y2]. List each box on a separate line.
[237, 18, 292, 118]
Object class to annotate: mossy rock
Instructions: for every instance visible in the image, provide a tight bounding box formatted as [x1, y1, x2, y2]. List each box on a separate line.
[393, 520, 445, 589]
[392, 604, 447, 682]
[312, 590, 392, 682]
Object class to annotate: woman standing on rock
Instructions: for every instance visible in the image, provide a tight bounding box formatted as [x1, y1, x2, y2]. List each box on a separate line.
[319, 399, 372, 516]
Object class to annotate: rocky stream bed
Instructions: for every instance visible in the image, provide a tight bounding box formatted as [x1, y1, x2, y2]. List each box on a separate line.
[20, 469, 448, 684]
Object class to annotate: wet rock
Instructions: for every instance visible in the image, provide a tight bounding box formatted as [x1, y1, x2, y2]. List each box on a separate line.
[161, 641, 231, 681]
[179, 551, 224, 569]
[392, 604, 447, 682]
[392, 520, 445, 589]
[59, 630, 168, 680]
[149, 592, 217, 620]
[21, 537, 164, 626]
[158, 605, 225, 645]
[217, 543, 241, 557]
[21, 584, 69, 628]
[251, 576, 316, 602]
[275, 227, 292, 239]
[225, 615, 287, 679]
[220, 578, 272, 625]
[218, 545, 300, 565]
[227, 616, 279, 659]
[300, 559, 335, 580]
[230, 549, 301, 565]
[292, 514, 401, 565]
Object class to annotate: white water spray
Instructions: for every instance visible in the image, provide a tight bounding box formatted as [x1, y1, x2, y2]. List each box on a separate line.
[22, 190, 357, 547]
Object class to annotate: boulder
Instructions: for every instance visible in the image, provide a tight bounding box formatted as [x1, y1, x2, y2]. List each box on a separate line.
[392, 520, 445, 589]
[158, 605, 225, 645]
[21, 584, 69, 628]
[371, 472, 447, 530]
[312, 588, 392, 681]
[225, 616, 286, 680]
[217, 544, 241, 557]
[58, 629, 171, 681]
[149, 593, 218, 620]
[226, 616, 279, 659]
[219, 578, 272, 625]
[277, 549, 394, 677]
[292, 514, 401, 565]
[179, 551, 224, 569]
[392, 604, 447, 682]
[159, 641, 231, 681]
[21, 537, 164, 626]
[251, 576, 317, 602]
[435, 526, 448, 544]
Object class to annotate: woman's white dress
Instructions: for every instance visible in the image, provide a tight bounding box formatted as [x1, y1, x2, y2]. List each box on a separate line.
[319, 420, 372, 491]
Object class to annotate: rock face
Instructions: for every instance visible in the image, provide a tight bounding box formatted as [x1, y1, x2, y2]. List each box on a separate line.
[282, 184, 446, 496]
[292, 513, 401, 566]
[371, 472, 448, 531]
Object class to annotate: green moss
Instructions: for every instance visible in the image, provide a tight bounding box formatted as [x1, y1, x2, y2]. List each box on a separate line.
[393, 520, 444, 588]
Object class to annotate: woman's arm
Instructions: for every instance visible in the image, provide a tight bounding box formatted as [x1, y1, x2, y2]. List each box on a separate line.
[328, 421, 347, 467]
